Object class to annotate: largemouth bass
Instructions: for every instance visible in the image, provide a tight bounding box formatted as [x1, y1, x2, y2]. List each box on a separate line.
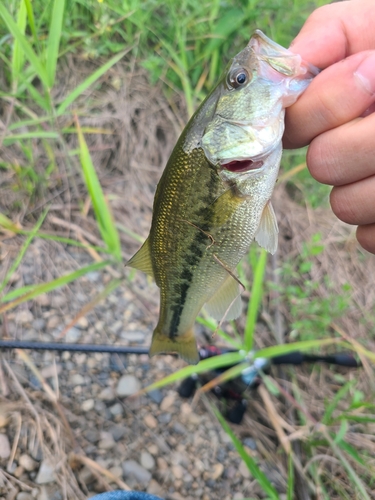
[128, 30, 318, 364]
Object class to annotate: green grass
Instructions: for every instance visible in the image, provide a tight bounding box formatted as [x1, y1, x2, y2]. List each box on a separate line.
[1, 1, 375, 499]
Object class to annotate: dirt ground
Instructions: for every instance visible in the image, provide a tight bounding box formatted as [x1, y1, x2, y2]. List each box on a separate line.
[1, 62, 375, 500]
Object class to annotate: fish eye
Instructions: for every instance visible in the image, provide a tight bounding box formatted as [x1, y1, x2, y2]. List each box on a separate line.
[227, 68, 250, 89]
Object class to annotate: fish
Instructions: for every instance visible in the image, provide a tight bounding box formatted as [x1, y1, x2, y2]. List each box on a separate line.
[127, 30, 318, 364]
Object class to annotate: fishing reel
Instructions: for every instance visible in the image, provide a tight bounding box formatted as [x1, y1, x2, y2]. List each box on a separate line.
[177, 345, 360, 424]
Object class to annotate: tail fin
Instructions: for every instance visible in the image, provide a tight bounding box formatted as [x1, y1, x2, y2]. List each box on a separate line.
[149, 326, 199, 365]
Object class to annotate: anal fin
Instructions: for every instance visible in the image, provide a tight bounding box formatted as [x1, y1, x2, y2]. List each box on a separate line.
[205, 275, 242, 321]
[126, 237, 154, 278]
[255, 201, 278, 254]
[150, 326, 199, 365]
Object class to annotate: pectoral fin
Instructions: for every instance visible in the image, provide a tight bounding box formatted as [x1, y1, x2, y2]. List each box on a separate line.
[126, 237, 154, 278]
[150, 326, 199, 365]
[205, 275, 242, 321]
[255, 201, 279, 254]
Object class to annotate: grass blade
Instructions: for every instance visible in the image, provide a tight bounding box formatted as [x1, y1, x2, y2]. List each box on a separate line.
[46, 0, 65, 88]
[244, 248, 267, 350]
[322, 380, 356, 425]
[23, 0, 38, 46]
[75, 115, 121, 261]
[255, 338, 352, 359]
[214, 407, 279, 500]
[0, 3, 49, 89]
[57, 51, 128, 116]
[0, 209, 48, 295]
[11, 0, 27, 90]
[0, 260, 110, 312]
[3, 131, 59, 145]
[286, 452, 294, 500]
[141, 351, 246, 393]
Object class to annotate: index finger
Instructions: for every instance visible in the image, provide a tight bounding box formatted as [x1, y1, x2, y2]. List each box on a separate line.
[283, 0, 375, 148]
[289, 0, 375, 68]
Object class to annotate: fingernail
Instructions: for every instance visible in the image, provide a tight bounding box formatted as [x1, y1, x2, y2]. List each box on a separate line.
[354, 52, 375, 96]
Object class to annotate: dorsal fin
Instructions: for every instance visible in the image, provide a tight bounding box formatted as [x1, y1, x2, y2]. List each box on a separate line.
[255, 201, 278, 254]
[126, 237, 154, 278]
[205, 274, 242, 321]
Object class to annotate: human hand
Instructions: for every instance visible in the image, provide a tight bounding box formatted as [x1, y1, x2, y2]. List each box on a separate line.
[283, 0, 375, 254]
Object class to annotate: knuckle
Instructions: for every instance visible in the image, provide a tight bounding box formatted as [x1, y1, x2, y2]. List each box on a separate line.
[356, 225, 375, 254]
[307, 136, 342, 185]
[330, 187, 357, 224]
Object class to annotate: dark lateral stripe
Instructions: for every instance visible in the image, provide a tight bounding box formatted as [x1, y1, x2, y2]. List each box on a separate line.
[168, 165, 219, 339]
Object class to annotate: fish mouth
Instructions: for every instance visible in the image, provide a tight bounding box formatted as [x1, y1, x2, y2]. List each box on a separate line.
[221, 159, 264, 173]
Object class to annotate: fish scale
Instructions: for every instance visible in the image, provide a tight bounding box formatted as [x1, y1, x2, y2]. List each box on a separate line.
[127, 30, 319, 364]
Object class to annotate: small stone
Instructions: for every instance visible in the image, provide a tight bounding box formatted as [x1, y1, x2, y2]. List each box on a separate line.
[19, 454, 38, 471]
[32, 318, 46, 331]
[148, 444, 158, 456]
[86, 271, 100, 282]
[140, 451, 155, 470]
[243, 437, 257, 450]
[157, 457, 168, 471]
[172, 422, 186, 434]
[109, 425, 126, 442]
[35, 460, 55, 484]
[98, 431, 115, 450]
[109, 465, 123, 478]
[84, 429, 99, 444]
[110, 320, 123, 334]
[109, 403, 123, 416]
[95, 320, 105, 332]
[65, 327, 81, 343]
[144, 414, 158, 429]
[172, 465, 184, 479]
[16, 493, 34, 500]
[0, 433, 11, 458]
[35, 294, 50, 306]
[40, 364, 62, 379]
[14, 465, 23, 477]
[98, 387, 115, 401]
[116, 375, 141, 396]
[18, 310, 33, 324]
[77, 317, 88, 329]
[210, 463, 224, 480]
[51, 295, 65, 308]
[78, 465, 95, 484]
[120, 331, 145, 343]
[239, 461, 250, 478]
[157, 413, 171, 424]
[47, 316, 60, 330]
[81, 399, 95, 412]
[160, 394, 175, 412]
[122, 460, 151, 485]
[147, 479, 163, 496]
[147, 389, 163, 405]
[70, 374, 85, 386]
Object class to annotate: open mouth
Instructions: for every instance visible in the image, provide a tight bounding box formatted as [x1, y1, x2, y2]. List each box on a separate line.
[221, 159, 264, 173]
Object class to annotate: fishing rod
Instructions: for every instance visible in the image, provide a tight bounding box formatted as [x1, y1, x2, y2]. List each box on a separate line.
[0, 339, 360, 424]
[0, 339, 360, 367]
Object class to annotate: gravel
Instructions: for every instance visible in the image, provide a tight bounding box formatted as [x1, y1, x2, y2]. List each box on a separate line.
[123, 460, 152, 485]
[35, 461, 56, 484]
[116, 374, 141, 396]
